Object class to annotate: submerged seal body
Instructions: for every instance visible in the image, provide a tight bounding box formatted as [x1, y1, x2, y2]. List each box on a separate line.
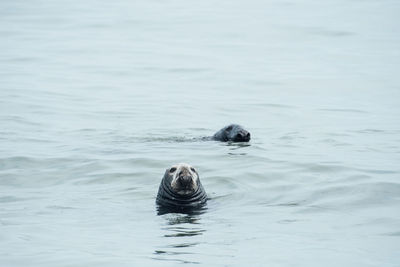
[213, 124, 251, 142]
[156, 163, 207, 212]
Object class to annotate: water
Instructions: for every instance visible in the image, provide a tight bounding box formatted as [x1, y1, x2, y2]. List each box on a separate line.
[1, 0, 400, 266]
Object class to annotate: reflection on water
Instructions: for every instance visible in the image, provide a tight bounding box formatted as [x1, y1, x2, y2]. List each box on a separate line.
[227, 143, 251, 149]
[154, 211, 206, 264]
[163, 211, 203, 226]
[227, 142, 251, 156]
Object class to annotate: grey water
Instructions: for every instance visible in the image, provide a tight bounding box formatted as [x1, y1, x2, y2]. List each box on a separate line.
[1, 0, 400, 266]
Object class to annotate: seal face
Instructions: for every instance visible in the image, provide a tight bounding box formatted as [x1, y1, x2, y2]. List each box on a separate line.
[156, 163, 207, 212]
[213, 124, 251, 142]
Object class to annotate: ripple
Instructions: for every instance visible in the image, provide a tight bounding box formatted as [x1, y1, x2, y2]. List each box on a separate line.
[0, 115, 42, 126]
[304, 182, 400, 210]
[154, 250, 194, 255]
[0, 196, 33, 203]
[150, 256, 200, 265]
[318, 108, 368, 114]
[294, 162, 355, 173]
[168, 242, 199, 248]
[381, 231, 400, 237]
[164, 230, 205, 238]
[305, 26, 355, 37]
[46, 205, 76, 210]
[250, 102, 297, 109]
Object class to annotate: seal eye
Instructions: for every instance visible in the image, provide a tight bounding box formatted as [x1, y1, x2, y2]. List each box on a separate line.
[169, 167, 177, 173]
[190, 167, 196, 172]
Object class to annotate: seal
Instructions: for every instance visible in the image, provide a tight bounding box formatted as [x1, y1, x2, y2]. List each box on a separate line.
[156, 163, 207, 213]
[213, 124, 251, 142]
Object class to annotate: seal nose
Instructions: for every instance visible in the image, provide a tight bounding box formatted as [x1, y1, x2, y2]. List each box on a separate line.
[178, 174, 192, 187]
[235, 131, 250, 141]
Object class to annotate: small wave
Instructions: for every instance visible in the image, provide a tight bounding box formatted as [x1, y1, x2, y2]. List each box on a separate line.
[250, 102, 297, 109]
[300, 181, 400, 211]
[0, 196, 36, 203]
[139, 136, 201, 143]
[318, 108, 368, 114]
[1, 115, 42, 126]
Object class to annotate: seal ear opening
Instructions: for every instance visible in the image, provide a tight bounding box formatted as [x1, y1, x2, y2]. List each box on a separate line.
[225, 125, 233, 131]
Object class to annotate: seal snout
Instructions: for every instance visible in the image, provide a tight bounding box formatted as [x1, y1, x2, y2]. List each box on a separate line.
[234, 130, 250, 142]
[178, 172, 192, 188]
[168, 163, 199, 195]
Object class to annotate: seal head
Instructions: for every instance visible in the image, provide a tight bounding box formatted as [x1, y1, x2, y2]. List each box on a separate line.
[156, 163, 207, 212]
[213, 124, 251, 142]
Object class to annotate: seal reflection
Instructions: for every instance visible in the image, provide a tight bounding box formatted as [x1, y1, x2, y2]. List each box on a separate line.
[153, 209, 207, 264]
[227, 142, 251, 156]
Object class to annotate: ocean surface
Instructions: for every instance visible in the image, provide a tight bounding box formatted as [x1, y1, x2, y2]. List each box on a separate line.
[1, 0, 399, 266]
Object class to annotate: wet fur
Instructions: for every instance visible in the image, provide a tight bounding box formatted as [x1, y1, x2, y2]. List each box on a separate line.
[213, 124, 251, 142]
[156, 163, 207, 212]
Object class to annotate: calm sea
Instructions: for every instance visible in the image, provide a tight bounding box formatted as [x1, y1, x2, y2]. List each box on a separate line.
[1, 0, 399, 266]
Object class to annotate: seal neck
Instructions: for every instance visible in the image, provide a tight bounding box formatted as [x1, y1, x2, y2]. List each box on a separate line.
[157, 178, 207, 209]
